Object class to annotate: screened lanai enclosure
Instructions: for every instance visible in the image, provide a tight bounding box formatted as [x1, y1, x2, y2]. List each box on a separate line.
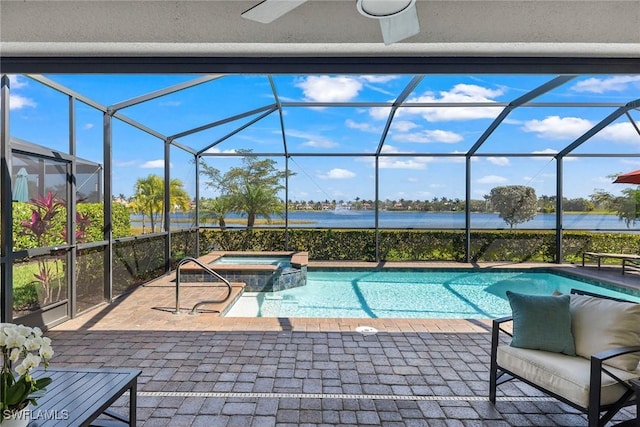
[1, 69, 640, 327]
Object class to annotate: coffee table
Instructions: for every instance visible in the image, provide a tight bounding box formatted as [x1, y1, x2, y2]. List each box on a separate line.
[28, 367, 141, 427]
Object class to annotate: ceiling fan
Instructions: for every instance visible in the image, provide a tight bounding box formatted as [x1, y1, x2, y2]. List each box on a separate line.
[241, 0, 420, 45]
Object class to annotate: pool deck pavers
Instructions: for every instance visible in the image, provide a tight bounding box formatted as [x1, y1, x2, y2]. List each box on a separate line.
[48, 262, 640, 426]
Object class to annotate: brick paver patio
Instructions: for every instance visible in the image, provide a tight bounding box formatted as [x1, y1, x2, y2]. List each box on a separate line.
[47, 264, 639, 426]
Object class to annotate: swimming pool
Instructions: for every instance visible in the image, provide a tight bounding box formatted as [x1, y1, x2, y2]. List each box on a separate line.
[224, 269, 640, 318]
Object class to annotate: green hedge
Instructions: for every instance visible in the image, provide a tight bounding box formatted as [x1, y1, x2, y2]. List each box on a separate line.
[199, 228, 640, 263]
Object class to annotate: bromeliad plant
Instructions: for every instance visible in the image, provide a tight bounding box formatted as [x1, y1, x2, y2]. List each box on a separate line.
[20, 191, 65, 306]
[0, 323, 53, 422]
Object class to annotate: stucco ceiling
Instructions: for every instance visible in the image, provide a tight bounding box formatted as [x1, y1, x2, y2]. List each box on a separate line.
[1, 0, 640, 58]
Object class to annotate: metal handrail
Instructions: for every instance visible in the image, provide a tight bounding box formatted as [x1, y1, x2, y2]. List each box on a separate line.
[173, 257, 232, 315]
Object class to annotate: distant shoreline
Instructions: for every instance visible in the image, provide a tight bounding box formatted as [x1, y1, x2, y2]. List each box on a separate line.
[129, 211, 633, 232]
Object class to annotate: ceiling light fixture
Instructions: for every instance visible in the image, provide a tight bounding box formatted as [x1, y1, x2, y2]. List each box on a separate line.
[356, 0, 416, 18]
[355, 0, 420, 45]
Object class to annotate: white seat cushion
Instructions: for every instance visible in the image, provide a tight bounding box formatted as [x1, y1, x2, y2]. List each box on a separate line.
[497, 345, 640, 408]
[570, 294, 640, 371]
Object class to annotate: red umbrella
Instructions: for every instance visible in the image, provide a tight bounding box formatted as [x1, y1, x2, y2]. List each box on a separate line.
[613, 169, 640, 184]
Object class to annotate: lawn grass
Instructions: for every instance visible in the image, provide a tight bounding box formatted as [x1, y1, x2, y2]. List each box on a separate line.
[12, 260, 65, 311]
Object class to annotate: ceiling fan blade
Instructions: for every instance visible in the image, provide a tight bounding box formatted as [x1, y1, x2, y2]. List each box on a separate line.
[379, 3, 420, 45]
[241, 0, 308, 24]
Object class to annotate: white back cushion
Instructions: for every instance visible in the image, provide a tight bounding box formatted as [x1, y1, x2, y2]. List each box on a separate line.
[571, 293, 640, 371]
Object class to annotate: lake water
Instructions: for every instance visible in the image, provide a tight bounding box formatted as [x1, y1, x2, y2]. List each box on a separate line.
[136, 211, 640, 231]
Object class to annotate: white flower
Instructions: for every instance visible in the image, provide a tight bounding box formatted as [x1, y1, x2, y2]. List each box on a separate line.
[14, 353, 41, 376]
[1, 323, 53, 373]
[39, 344, 54, 360]
[1, 323, 54, 415]
[24, 337, 41, 352]
[16, 325, 32, 337]
[4, 329, 26, 349]
[9, 348, 22, 362]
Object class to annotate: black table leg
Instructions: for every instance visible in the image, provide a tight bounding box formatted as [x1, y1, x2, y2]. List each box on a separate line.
[129, 379, 137, 427]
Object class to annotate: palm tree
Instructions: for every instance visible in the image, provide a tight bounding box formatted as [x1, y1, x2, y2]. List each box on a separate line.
[132, 175, 163, 233]
[201, 196, 234, 230]
[162, 178, 191, 229]
[132, 175, 193, 233]
[236, 184, 283, 228]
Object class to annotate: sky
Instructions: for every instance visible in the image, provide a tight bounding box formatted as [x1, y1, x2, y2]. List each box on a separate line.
[5, 73, 640, 202]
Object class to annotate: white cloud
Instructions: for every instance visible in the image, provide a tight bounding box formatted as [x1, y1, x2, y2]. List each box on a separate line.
[7, 76, 35, 109]
[287, 129, 338, 149]
[357, 145, 430, 169]
[572, 76, 640, 93]
[477, 175, 508, 184]
[532, 148, 559, 155]
[10, 94, 36, 110]
[345, 119, 379, 133]
[205, 147, 237, 154]
[83, 123, 94, 130]
[522, 116, 593, 140]
[9, 75, 28, 89]
[391, 120, 419, 132]
[378, 158, 428, 170]
[369, 106, 392, 120]
[300, 139, 338, 148]
[392, 129, 463, 144]
[487, 157, 510, 166]
[397, 84, 504, 122]
[360, 75, 399, 84]
[140, 160, 166, 169]
[360, 76, 400, 96]
[318, 168, 356, 179]
[379, 144, 403, 154]
[408, 177, 420, 183]
[295, 76, 362, 102]
[598, 122, 640, 142]
[524, 117, 640, 143]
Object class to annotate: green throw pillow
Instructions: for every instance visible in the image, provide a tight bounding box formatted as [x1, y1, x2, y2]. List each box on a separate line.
[506, 291, 576, 356]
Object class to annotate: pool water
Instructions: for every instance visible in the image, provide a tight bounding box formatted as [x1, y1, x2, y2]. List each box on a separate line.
[225, 270, 640, 318]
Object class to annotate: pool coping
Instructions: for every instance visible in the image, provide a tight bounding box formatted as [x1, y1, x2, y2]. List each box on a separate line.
[184, 251, 309, 272]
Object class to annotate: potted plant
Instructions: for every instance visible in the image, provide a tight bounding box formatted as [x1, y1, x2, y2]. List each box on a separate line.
[0, 323, 54, 426]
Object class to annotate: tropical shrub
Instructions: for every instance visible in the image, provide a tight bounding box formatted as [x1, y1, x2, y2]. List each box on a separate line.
[11, 200, 131, 312]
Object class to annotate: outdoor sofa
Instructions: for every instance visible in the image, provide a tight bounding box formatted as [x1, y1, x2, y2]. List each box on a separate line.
[490, 289, 640, 427]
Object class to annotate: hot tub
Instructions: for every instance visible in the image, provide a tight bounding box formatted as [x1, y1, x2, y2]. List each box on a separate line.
[180, 251, 308, 292]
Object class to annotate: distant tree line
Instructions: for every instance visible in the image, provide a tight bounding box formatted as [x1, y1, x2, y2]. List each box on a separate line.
[286, 194, 607, 215]
[116, 156, 640, 231]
